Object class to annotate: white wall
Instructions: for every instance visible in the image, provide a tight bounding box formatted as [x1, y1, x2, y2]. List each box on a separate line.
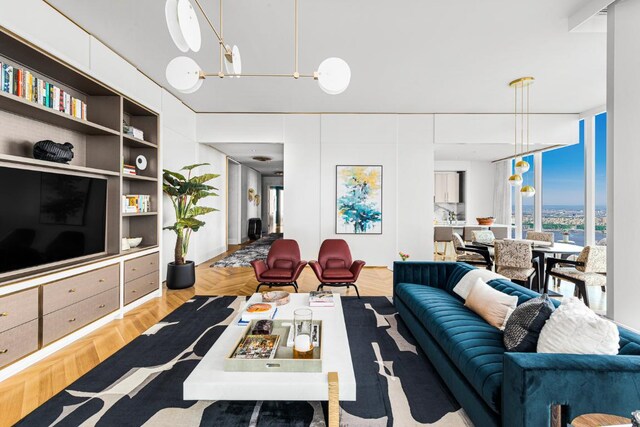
[434, 160, 496, 222]
[607, 1, 640, 331]
[227, 161, 242, 245]
[0, 2, 229, 279]
[240, 165, 262, 242]
[198, 113, 435, 266]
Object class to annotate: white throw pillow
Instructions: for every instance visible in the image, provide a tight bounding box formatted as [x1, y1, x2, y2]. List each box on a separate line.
[537, 297, 619, 355]
[453, 269, 505, 299]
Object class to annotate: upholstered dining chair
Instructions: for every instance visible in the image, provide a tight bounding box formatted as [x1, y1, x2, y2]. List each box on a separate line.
[452, 233, 493, 270]
[494, 240, 538, 289]
[463, 226, 483, 243]
[250, 239, 307, 293]
[544, 246, 606, 307]
[525, 231, 555, 245]
[309, 239, 365, 298]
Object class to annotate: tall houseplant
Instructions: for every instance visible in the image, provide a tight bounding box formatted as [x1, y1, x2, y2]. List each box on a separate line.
[163, 163, 219, 289]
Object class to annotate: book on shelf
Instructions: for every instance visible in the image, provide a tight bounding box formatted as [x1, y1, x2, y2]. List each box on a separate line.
[122, 194, 151, 213]
[232, 334, 280, 360]
[0, 61, 87, 120]
[239, 302, 277, 324]
[123, 164, 137, 176]
[309, 291, 335, 307]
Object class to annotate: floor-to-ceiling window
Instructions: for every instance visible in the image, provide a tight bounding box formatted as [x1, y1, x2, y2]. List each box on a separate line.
[521, 154, 535, 235]
[595, 112, 607, 243]
[541, 120, 586, 244]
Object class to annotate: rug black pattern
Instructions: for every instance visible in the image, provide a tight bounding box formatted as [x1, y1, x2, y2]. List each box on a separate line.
[212, 233, 283, 267]
[17, 296, 471, 427]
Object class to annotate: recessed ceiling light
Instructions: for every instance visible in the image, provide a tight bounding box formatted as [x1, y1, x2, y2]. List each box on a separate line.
[252, 156, 272, 162]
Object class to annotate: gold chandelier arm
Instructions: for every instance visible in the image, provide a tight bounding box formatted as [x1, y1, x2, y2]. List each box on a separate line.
[294, 0, 299, 76]
[203, 72, 316, 78]
[193, 0, 231, 56]
[220, 0, 224, 73]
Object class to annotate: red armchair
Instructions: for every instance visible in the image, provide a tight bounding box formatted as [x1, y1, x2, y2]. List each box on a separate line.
[309, 239, 365, 298]
[250, 239, 307, 293]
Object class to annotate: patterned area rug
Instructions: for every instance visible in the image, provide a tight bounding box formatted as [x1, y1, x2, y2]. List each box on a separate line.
[17, 296, 472, 426]
[212, 233, 283, 267]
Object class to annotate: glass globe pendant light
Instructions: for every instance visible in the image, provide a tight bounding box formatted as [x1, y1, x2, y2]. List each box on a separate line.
[521, 185, 536, 197]
[508, 174, 523, 187]
[514, 158, 530, 174]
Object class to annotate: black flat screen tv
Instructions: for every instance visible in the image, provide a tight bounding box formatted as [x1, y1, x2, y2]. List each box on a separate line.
[0, 165, 107, 275]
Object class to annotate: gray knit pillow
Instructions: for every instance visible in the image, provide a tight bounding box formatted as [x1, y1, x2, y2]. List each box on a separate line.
[503, 295, 555, 352]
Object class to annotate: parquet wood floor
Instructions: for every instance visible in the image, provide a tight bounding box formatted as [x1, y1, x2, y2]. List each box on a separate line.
[0, 245, 393, 426]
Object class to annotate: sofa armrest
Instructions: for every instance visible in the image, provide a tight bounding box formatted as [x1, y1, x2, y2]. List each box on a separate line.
[503, 352, 640, 427]
[350, 260, 366, 280]
[392, 261, 459, 295]
[250, 259, 268, 279]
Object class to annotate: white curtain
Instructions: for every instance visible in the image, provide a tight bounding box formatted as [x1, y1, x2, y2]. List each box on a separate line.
[493, 160, 512, 225]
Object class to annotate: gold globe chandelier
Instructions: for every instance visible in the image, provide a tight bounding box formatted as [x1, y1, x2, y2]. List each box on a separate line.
[508, 76, 535, 198]
[164, 0, 351, 95]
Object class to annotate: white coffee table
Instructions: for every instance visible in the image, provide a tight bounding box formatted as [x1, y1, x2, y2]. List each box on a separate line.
[183, 293, 356, 405]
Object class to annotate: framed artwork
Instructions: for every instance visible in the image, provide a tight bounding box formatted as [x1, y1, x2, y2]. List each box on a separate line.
[335, 165, 383, 234]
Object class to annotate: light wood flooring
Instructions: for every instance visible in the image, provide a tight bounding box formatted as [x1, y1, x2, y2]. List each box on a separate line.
[0, 245, 392, 426]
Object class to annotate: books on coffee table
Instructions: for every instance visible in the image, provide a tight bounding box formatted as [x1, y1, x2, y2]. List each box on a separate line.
[239, 302, 277, 324]
[309, 291, 335, 307]
[232, 334, 280, 359]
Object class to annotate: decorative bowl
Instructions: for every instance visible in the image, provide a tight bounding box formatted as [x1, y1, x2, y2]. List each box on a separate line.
[476, 217, 495, 226]
[127, 237, 143, 248]
[262, 291, 290, 306]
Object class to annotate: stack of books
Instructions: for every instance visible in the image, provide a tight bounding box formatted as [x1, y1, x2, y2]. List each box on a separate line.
[1, 62, 87, 120]
[123, 164, 137, 176]
[122, 195, 151, 213]
[238, 302, 277, 325]
[309, 291, 335, 307]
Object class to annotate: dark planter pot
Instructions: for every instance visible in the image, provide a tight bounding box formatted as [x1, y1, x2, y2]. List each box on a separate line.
[166, 261, 196, 289]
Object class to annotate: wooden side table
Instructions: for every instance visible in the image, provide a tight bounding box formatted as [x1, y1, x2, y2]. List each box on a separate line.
[572, 413, 632, 427]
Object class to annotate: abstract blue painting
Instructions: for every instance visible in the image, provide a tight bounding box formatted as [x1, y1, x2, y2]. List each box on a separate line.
[336, 165, 382, 234]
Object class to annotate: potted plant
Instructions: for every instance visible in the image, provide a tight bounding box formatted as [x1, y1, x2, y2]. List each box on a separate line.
[163, 163, 219, 289]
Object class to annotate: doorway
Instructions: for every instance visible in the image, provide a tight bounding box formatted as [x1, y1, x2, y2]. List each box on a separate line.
[269, 185, 284, 233]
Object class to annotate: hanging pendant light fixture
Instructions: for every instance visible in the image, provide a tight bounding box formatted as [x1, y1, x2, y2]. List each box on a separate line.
[164, 0, 351, 95]
[508, 77, 535, 196]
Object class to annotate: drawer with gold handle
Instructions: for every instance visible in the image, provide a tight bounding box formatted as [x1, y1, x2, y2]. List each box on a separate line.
[0, 319, 38, 369]
[125, 272, 159, 305]
[0, 288, 38, 334]
[43, 287, 119, 346]
[124, 253, 159, 283]
[43, 264, 119, 315]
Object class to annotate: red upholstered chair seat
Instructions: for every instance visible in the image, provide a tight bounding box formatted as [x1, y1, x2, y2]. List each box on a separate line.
[322, 268, 354, 280]
[262, 268, 294, 280]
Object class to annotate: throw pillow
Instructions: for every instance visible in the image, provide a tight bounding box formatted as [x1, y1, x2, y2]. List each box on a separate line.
[465, 278, 518, 330]
[453, 269, 505, 299]
[503, 295, 555, 352]
[537, 297, 619, 355]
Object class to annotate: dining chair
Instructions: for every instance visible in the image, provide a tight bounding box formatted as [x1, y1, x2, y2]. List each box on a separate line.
[452, 233, 493, 269]
[525, 231, 555, 245]
[463, 226, 483, 242]
[494, 240, 538, 289]
[544, 246, 606, 307]
[472, 229, 495, 245]
[490, 226, 509, 239]
[434, 226, 454, 259]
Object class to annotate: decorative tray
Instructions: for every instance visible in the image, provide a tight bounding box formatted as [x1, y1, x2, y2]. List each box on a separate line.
[224, 319, 323, 373]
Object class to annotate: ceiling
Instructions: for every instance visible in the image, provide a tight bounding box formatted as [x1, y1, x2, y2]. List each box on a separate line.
[209, 142, 283, 175]
[46, 0, 606, 114]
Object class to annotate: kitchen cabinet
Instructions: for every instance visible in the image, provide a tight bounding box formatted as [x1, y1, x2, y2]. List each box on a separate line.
[434, 172, 460, 203]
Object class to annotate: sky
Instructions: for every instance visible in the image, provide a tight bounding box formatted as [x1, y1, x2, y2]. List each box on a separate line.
[520, 112, 607, 208]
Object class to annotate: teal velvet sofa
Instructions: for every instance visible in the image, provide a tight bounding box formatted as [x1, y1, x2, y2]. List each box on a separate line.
[393, 261, 640, 427]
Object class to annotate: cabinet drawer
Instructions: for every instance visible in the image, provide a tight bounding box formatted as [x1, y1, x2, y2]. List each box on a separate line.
[42, 287, 119, 346]
[43, 264, 120, 315]
[0, 319, 39, 369]
[0, 288, 38, 334]
[124, 271, 159, 305]
[124, 253, 159, 283]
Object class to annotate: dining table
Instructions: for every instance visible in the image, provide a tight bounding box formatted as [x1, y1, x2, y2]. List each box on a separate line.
[473, 239, 584, 293]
